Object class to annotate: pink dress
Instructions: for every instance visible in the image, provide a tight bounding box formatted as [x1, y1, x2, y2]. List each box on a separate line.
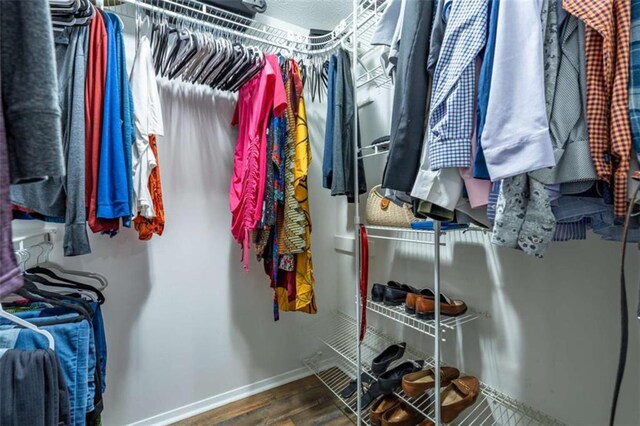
[230, 55, 287, 270]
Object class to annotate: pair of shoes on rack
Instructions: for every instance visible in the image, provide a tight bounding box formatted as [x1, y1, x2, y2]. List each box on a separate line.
[402, 369, 480, 423]
[371, 281, 434, 307]
[371, 395, 421, 426]
[357, 342, 423, 410]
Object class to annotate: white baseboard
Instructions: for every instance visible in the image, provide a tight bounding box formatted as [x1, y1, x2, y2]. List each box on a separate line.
[127, 367, 312, 426]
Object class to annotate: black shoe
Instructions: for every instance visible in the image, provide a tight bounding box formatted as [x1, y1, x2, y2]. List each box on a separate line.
[371, 283, 386, 302]
[353, 381, 382, 410]
[371, 343, 406, 375]
[339, 372, 375, 399]
[383, 287, 411, 306]
[378, 360, 425, 395]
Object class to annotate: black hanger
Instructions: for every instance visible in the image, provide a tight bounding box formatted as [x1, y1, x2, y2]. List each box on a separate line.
[26, 266, 106, 305]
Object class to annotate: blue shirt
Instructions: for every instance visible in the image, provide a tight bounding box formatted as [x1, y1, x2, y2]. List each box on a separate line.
[96, 12, 132, 222]
[474, 0, 499, 179]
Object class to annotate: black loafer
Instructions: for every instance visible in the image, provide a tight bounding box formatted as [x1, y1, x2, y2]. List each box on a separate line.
[387, 280, 419, 293]
[371, 283, 386, 302]
[378, 360, 425, 395]
[371, 342, 406, 375]
[383, 287, 411, 306]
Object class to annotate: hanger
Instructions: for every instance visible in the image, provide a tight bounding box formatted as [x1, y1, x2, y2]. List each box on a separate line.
[27, 241, 108, 291]
[0, 305, 55, 350]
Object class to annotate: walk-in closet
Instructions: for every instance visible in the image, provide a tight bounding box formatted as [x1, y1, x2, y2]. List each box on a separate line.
[2, 0, 640, 425]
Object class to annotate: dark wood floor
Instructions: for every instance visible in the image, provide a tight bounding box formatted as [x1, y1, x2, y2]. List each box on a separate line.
[173, 375, 355, 426]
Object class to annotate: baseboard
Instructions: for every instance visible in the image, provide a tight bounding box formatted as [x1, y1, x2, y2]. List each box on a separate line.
[127, 367, 312, 426]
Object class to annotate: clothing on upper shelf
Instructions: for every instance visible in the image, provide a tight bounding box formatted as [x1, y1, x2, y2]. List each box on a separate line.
[11, 25, 91, 257]
[480, 0, 554, 181]
[0, 0, 64, 185]
[564, 0, 633, 218]
[97, 11, 134, 228]
[85, 10, 118, 235]
[325, 48, 367, 202]
[0, 57, 22, 298]
[382, 0, 434, 192]
[130, 35, 165, 221]
[230, 53, 287, 270]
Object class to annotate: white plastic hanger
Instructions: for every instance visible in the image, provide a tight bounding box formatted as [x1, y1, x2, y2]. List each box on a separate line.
[0, 305, 55, 350]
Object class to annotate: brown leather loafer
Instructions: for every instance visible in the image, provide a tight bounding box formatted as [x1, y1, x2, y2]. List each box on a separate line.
[440, 376, 480, 423]
[404, 288, 435, 314]
[381, 402, 420, 426]
[370, 395, 400, 426]
[401, 367, 460, 398]
[415, 294, 467, 320]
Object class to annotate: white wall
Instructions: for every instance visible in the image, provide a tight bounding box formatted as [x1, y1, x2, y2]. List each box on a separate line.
[331, 80, 640, 425]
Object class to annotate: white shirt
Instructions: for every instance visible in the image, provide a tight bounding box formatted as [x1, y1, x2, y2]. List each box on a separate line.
[130, 36, 164, 219]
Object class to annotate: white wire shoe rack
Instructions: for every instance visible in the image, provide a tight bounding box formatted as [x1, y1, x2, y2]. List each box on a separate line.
[303, 314, 565, 426]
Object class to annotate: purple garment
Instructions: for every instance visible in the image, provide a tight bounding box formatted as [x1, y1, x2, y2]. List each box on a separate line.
[0, 66, 23, 297]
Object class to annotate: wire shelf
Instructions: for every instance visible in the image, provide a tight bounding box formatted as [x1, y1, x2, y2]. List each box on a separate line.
[366, 300, 484, 341]
[308, 313, 565, 426]
[112, 0, 389, 57]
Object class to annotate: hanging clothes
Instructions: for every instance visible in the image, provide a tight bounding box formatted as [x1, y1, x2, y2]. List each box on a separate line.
[275, 61, 316, 314]
[230, 53, 287, 270]
[96, 11, 135, 229]
[0, 0, 64, 185]
[382, 0, 434, 192]
[130, 34, 165, 221]
[0, 349, 70, 426]
[85, 10, 118, 234]
[329, 49, 367, 201]
[0, 55, 22, 298]
[11, 26, 91, 257]
[564, 0, 633, 218]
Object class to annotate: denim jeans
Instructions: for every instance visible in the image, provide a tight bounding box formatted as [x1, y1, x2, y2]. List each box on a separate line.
[0, 311, 91, 426]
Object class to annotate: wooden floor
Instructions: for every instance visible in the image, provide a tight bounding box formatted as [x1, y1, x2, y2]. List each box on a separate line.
[173, 375, 355, 426]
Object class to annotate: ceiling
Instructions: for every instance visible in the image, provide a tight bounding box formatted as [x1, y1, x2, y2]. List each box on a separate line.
[260, 0, 353, 32]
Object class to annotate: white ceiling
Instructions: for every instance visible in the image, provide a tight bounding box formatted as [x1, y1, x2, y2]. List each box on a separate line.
[261, 0, 353, 31]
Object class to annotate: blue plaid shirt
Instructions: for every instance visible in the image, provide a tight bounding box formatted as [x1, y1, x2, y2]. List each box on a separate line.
[629, 0, 640, 158]
[428, 0, 489, 170]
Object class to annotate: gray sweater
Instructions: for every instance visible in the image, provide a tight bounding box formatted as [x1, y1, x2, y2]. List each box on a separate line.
[11, 26, 91, 256]
[1, 0, 64, 184]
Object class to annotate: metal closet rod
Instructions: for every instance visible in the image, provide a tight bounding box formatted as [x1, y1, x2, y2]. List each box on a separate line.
[113, 0, 386, 56]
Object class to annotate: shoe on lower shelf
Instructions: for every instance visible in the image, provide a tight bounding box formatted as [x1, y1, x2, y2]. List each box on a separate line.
[371, 342, 407, 375]
[378, 360, 424, 394]
[381, 401, 421, 426]
[440, 376, 480, 423]
[401, 367, 460, 398]
[370, 395, 401, 426]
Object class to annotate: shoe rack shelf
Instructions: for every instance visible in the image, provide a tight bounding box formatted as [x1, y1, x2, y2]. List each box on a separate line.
[366, 300, 485, 341]
[307, 313, 564, 426]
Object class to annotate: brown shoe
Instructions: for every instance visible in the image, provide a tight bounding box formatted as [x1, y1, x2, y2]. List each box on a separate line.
[381, 402, 420, 426]
[401, 367, 460, 398]
[440, 376, 480, 423]
[415, 294, 467, 320]
[404, 288, 435, 314]
[370, 395, 400, 426]
[418, 422, 434, 426]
